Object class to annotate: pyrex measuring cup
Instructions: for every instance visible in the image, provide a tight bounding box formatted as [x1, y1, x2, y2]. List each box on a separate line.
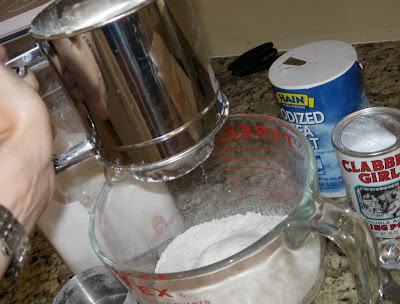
[89, 114, 382, 304]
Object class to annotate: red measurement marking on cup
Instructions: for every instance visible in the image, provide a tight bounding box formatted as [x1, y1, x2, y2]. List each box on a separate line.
[147, 211, 181, 248]
[222, 156, 238, 162]
[248, 185, 298, 196]
[231, 184, 300, 205]
[240, 156, 289, 167]
[248, 193, 294, 205]
[234, 137, 302, 158]
[249, 186, 299, 205]
[218, 146, 236, 153]
[231, 184, 299, 196]
[228, 174, 297, 189]
[216, 137, 304, 162]
[241, 166, 295, 179]
[215, 139, 233, 145]
[221, 154, 290, 167]
[238, 147, 290, 159]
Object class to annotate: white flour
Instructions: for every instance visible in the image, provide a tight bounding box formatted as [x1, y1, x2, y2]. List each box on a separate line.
[152, 212, 322, 304]
[156, 212, 285, 272]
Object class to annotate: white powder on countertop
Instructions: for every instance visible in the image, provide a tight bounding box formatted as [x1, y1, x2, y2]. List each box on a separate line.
[156, 212, 285, 273]
[153, 212, 322, 304]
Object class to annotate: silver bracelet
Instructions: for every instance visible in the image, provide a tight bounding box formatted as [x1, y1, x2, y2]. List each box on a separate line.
[0, 204, 30, 278]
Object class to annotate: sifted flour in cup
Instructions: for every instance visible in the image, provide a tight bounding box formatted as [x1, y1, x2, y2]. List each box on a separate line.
[153, 212, 322, 304]
[156, 212, 285, 272]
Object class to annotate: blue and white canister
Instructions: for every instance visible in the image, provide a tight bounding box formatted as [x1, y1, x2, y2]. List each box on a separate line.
[269, 40, 369, 197]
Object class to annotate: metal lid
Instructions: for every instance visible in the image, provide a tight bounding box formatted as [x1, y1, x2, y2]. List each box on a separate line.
[53, 266, 130, 304]
[0, 0, 54, 39]
[30, 0, 155, 39]
[332, 107, 400, 157]
[269, 40, 358, 90]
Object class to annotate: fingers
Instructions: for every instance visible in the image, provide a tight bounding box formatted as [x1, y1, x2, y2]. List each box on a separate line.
[0, 43, 39, 92]
[22, 69, 40, 92]
[0, 44, 8, 63]
[0, 63, 49, 132]
[51, 123, 57, 140]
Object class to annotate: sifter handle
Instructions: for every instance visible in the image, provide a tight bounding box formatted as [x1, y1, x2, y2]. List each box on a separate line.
[5, 48, 97, 175]
[52, 139, 96, 174]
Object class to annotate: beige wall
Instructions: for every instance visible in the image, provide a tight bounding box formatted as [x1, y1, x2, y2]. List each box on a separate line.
[191, 0, 400, 57]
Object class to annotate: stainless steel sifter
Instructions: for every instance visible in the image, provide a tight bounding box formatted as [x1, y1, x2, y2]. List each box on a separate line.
[27, 0, 228, 181]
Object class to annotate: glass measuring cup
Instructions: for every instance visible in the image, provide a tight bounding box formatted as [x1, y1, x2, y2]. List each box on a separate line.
[89, 114, 382, 304]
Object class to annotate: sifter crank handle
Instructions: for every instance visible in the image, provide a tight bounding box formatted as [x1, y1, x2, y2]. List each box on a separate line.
[52, 139, 96, 174]
[5, 49, 97, 175]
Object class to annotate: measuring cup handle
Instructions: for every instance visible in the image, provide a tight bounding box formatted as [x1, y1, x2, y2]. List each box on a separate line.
[53, 139, 96, 174]
[315, 201, 383, 304]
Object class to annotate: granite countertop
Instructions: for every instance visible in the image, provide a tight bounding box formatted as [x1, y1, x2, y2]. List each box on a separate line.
[1, 40, 400, 303]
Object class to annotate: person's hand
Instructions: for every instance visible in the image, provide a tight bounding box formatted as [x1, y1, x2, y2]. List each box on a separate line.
[0, 43, 40, 92]
[0, 50, 55, 236]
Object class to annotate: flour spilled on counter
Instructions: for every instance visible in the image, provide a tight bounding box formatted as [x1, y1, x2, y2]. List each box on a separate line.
[154, 212, 322, 304]
[156, 212, 284, 272]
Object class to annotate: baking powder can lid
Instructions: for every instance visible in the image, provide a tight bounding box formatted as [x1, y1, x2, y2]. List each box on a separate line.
[332, 107, 400, 157]
[269, 40, 358, 90]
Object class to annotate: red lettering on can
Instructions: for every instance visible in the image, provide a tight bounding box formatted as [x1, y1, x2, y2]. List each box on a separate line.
[385, 156, 396, 169]
[391, 168, 400, 179]
[342, 160, 352, 172]
[371, 160, 384, 171]
[378, 170, 390, 182]
[360, 161, 372, 172]
[359, 173, 371, 183]
[352, 162, 361, 172]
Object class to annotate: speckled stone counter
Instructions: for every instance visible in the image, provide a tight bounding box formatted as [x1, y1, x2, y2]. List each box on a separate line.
[1, 40, 400, 304]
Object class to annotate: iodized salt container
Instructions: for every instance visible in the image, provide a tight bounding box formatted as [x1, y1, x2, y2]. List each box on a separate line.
[269, 40, 369, 197]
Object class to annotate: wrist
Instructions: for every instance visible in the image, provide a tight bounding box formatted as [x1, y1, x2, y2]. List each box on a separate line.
[0, 203, 31, 278]
[0, 156, 55, 235]
[0, 182, 38, 235]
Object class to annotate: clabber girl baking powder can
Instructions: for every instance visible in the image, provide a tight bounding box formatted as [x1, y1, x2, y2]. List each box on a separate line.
[269, 40, 369, 197]
[332, 107, 400, 239]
